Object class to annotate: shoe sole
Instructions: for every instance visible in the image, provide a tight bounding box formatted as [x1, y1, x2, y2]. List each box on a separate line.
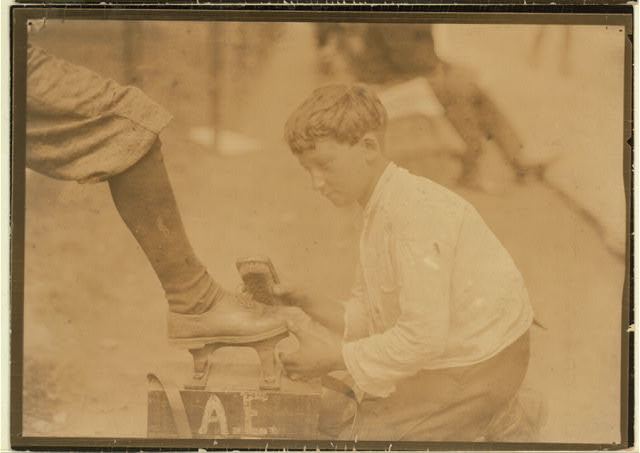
[168, 325, 288, 349]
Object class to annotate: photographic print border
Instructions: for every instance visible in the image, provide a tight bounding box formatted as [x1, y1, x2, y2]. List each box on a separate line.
[8, 3, 634, 450]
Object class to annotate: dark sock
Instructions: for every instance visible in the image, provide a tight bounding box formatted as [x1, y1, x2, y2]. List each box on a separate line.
[108, 139, 223, 314]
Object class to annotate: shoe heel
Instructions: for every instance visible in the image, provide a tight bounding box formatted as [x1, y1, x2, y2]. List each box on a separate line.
[252, 332, 288, 390]
[185, 343, 219, 390]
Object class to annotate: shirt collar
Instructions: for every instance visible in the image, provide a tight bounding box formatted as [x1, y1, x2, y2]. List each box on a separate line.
[363, 162, 398, 221]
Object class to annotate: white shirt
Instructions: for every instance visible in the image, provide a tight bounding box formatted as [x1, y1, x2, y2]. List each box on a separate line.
[341, 163, 534, 398]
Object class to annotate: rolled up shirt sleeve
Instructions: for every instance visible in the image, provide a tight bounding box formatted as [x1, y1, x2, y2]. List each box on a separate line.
[342, 213, 459, 398]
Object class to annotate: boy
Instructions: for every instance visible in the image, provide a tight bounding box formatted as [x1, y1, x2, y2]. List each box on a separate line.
[279, 84, 534, 441]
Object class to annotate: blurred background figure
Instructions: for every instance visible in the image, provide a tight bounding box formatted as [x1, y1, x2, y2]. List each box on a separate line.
[314, 23, 530, 192]
[313, 22, 625, 258]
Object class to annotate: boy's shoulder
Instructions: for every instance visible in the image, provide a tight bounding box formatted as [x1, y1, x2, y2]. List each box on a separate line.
[385, 165, 471, 210]
[382, 165, 472, 230]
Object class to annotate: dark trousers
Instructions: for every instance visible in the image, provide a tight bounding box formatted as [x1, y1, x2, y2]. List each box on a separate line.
[322, 331, 530, 441]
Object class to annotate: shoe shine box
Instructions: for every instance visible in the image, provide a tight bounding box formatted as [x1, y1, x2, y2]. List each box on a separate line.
[147, 348, 322, 439]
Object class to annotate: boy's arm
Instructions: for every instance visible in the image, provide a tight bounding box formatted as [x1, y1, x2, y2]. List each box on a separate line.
[343, 264, 369, 341]
[276, 265, 369, 338]
[341, 211, 461, 398]
[273, 286, 345, 334]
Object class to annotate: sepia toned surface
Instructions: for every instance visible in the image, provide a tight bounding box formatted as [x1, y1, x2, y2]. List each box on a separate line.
[19, 18, 627, 444]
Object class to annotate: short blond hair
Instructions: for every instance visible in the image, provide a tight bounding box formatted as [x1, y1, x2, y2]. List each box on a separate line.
[284, 84, 387, 154]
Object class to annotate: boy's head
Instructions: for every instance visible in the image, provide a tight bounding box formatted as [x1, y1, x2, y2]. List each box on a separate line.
[284, 84, 389, 207]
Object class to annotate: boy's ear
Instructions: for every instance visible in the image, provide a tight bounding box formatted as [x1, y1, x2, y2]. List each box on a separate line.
[360, 133, 381, 162]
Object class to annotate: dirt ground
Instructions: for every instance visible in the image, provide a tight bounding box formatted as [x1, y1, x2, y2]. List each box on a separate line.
[21, 21, 627, 444]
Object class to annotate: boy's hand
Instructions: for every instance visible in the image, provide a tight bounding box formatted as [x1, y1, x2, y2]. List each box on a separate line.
[272, 284, 313, 309]
[237, 282, 311, 308]
[280, 319, 346, 380]
[272, 285, 346, 335]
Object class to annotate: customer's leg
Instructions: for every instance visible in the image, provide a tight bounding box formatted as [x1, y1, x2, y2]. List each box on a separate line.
[26, 45, 287, 342]
[108, 140, 222, 314]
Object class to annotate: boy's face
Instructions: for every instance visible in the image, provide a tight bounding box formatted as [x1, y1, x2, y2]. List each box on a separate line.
[297, 138, 374, 207]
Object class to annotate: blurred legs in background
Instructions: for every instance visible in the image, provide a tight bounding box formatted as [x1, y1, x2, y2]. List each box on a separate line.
[426, 62, 530, 187]
[529, 26, 573, 75]
[314, 23, 530, 190]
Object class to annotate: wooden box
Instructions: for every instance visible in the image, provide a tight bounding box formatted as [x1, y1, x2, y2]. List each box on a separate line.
[147, 361, 322, 439]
